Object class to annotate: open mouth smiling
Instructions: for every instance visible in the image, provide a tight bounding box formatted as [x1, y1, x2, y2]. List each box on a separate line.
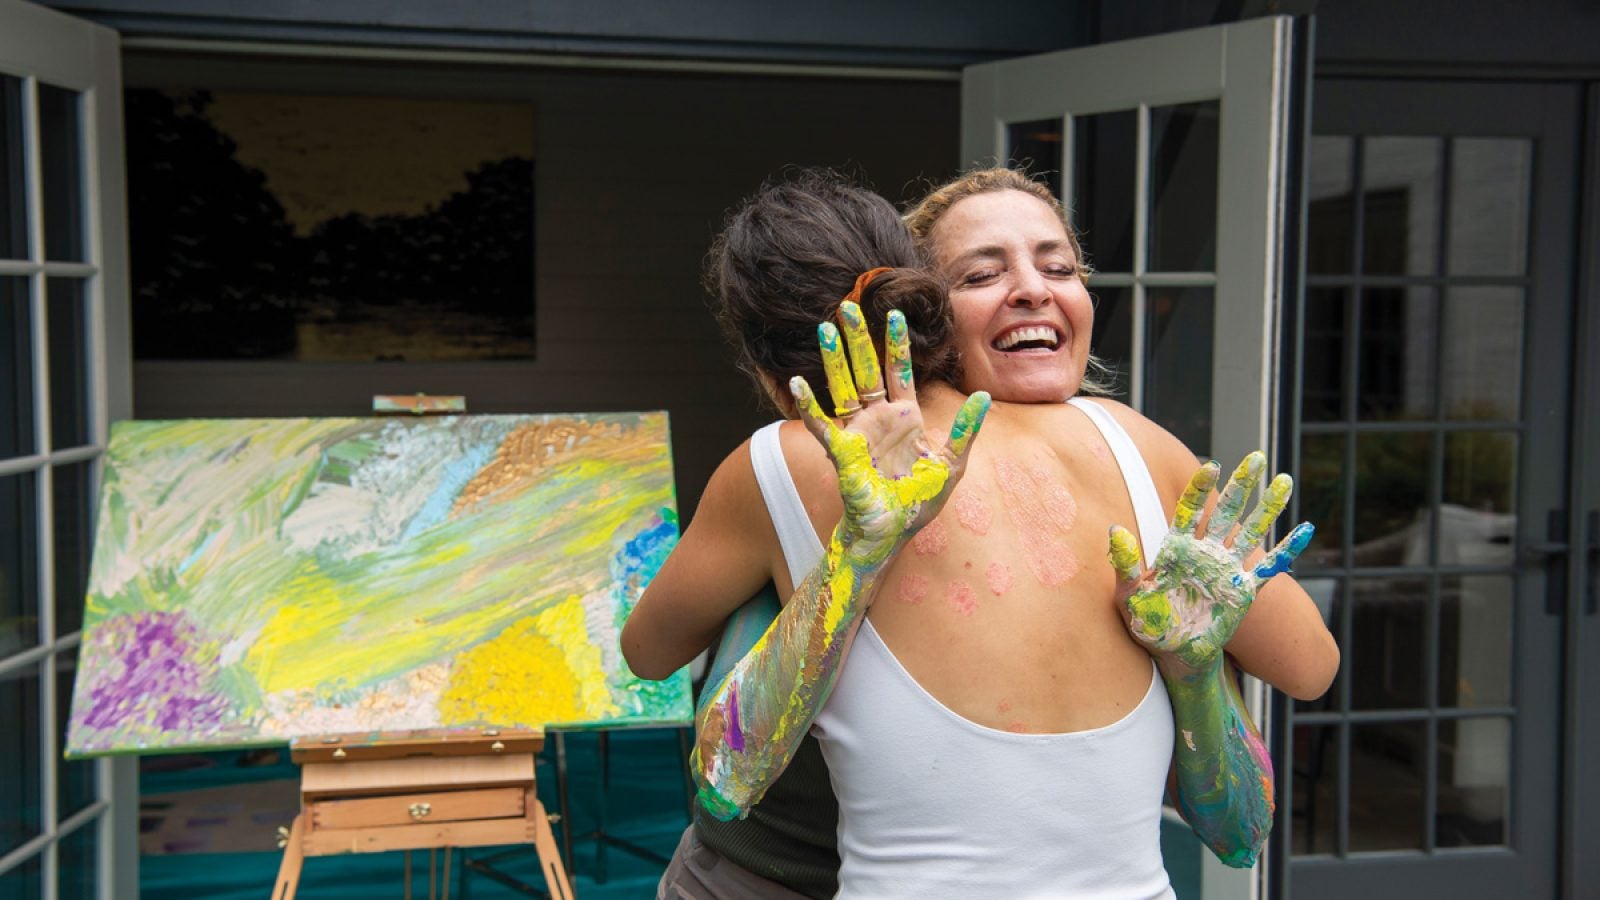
[992, 325, 1062, 352]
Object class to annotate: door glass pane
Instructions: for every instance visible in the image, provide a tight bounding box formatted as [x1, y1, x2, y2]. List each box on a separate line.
[57, 818, 99, 900]
[1, 662, 43, 855]
[1361, 137, 1442, 276]
[53, 461, 94, 638]
[57, 654, 96, 819]
[1148, 101, 1219, 272]
[40, 84, 85, 264]
[1291, 723, 1339, 855]
[1350, 575, 1428, 710]
[1443, 431, 1517, 534]
[0, 854, 42, 900]
[1298, 433, 1347, 563]
[0, 75, 25, 261]
[1302, 287, 1347, 422]
[1447, 138, 1531, 276]
[1358, 287, 1437, 422]
[1307, 136, 1355, 275]
[1006, 118, 1063, 199]
[2, 470, 41, 653]
[1353, 432, 1432, 566]
[1437, 717, 1509, 847]
[48, 276, 90, 450]
[1440, 575, 1513, 709]
[2, 276, 34, 458]
[1143, 285, 1212, 452]
[1088, 284, 1132, 401]
[1350, 720, 1427, 851]
[1072, 110, 1136, 272]
[1443, 287, 1523, 421]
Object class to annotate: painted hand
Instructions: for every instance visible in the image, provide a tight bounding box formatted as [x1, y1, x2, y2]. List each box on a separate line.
[791, 301, 990, 563]
[1109, 452, 1314, 674]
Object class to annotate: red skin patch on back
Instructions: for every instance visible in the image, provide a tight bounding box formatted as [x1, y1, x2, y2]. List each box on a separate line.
[997, 699, 1013, 713]
[910, 519, 949, 556]
[946, 580, 978, 616]
[1006, 721, 1029, 733]
[985, 561, 1014, 596]
[993, 457, 1082, 587]
[897, 573, 929, 605]
[952, 490, 994, 536]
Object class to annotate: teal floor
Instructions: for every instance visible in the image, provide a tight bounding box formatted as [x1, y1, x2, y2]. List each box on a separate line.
[140, 730, 691, 899]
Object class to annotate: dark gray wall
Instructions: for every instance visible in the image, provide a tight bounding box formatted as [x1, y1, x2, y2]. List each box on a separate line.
[45, 0, 1090, 67]
[123, 55, 960, 521]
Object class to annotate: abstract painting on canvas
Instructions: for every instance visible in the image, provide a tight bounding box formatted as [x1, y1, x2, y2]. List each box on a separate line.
[65, 412, 687, 756]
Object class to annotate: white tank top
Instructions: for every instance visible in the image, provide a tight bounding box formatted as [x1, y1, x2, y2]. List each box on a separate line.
[749, 398, 1176, 899]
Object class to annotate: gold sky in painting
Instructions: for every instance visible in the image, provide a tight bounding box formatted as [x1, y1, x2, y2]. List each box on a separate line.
[200, 92, 536, 235]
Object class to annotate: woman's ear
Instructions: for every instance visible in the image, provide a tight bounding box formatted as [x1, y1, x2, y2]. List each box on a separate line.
[759, 372, 799, 419]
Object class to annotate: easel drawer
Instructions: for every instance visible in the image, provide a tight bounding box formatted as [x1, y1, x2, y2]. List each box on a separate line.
[310, 786, 526, 829]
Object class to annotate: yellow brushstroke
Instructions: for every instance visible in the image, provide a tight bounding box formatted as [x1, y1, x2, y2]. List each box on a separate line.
[439, 595, 618, 726]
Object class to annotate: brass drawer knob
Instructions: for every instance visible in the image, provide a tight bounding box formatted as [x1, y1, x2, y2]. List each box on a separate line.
[408, 802, 432, 820]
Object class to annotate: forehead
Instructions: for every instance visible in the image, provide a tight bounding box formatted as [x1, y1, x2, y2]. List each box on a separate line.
[931, 189, 1071, 261]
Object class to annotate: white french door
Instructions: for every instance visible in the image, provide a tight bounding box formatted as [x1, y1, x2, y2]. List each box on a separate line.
[0, 1, 134, 897]
[961, 16, 1307, 900]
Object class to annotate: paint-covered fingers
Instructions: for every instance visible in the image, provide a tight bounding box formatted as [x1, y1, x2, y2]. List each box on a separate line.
[1251, 522, 1315, 583]
[790, 376, 841, 448]
[1172, 460, 1222, 535]
[1107, 525, 1144, 587]
[837, 301, 885, 403]
[1203, 452, 1266, 542]
[817, 323, 860, 418]
[943, 391, 991, 465]
[1232, 473, 1293, 560]
[883, 310, 916, 403]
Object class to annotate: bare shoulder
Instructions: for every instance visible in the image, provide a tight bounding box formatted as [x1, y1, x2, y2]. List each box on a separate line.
[1075, 397, 1203, 498]
[773, 419, 843, 540]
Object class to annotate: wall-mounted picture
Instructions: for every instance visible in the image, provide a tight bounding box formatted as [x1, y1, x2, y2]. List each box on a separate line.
[126, 89, 536, 361]
[65, 412, 688, 756]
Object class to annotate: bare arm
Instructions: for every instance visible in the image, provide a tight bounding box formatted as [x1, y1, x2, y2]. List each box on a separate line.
[621, 443, 782, 681]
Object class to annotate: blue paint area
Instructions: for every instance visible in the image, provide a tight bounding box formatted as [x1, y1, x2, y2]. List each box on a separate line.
[399, 444, 496, 540]
[1253, 522, 1315, 579]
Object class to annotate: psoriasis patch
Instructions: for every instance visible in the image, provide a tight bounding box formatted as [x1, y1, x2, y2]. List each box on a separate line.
[993, 457, 1081, 587]
[952, 490, 994, 535]
[985, 561, 1014, 596]
[897, 573, 929, 605]
[946, 580, 978, 616]
[911, 519, 949, 556]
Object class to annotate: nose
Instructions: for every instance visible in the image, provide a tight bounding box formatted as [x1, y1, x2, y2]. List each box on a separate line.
[1006, 266, 1051, 308]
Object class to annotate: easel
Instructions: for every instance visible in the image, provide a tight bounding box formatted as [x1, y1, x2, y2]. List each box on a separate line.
[270, 729, 572, 900]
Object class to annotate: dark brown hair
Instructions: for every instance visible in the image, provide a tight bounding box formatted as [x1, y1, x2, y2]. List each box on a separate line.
[706, 169, 959, 415]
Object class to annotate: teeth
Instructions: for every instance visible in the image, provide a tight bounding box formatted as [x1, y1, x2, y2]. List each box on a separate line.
[994, 326, 1060, 350]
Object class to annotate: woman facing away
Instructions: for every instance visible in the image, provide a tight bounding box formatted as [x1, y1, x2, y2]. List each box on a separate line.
[623, 168, 1338, 899]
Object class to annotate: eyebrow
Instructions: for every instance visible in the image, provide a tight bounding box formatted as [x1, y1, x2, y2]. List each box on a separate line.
[946, 239, 1073, 270]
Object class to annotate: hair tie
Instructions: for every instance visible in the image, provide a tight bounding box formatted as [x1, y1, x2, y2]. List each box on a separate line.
[842, 267, 893, 306]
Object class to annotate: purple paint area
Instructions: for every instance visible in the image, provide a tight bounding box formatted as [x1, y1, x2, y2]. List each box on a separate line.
[73, 610, 231, 747]
[727, 683, 744, 752]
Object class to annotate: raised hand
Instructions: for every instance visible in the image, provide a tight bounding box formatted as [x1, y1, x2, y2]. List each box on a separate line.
[792, 300, 990, 564]
[1110, 452, 1314, 675]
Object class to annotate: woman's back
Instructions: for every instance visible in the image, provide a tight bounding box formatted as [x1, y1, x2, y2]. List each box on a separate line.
[764, 388, 1177, 896]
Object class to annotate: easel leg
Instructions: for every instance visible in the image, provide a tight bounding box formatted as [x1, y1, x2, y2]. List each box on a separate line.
[270, 813, 307, 900]
[554, 732, 574, 878]
[531, 792, 576, 900]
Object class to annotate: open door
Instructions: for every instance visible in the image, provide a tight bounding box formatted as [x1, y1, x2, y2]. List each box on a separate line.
[961, 16, 1308, 900]
[0, 0, 134, 896]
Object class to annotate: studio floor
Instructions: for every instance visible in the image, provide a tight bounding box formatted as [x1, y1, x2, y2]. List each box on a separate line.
[139, 729, 692, 899]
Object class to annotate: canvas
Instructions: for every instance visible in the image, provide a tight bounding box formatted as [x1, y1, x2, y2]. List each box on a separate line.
[65, 412, 688, 756]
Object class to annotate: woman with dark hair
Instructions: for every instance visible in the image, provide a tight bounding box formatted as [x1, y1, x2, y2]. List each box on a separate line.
[623, 168, 1335, 898]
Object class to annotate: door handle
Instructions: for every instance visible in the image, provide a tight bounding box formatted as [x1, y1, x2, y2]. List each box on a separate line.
[1525, 509, 1568, 616]
[1587, 510, 1598, 616]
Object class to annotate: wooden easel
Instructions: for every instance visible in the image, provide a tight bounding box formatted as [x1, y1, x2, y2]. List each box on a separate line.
[270, 728, 573, 900]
